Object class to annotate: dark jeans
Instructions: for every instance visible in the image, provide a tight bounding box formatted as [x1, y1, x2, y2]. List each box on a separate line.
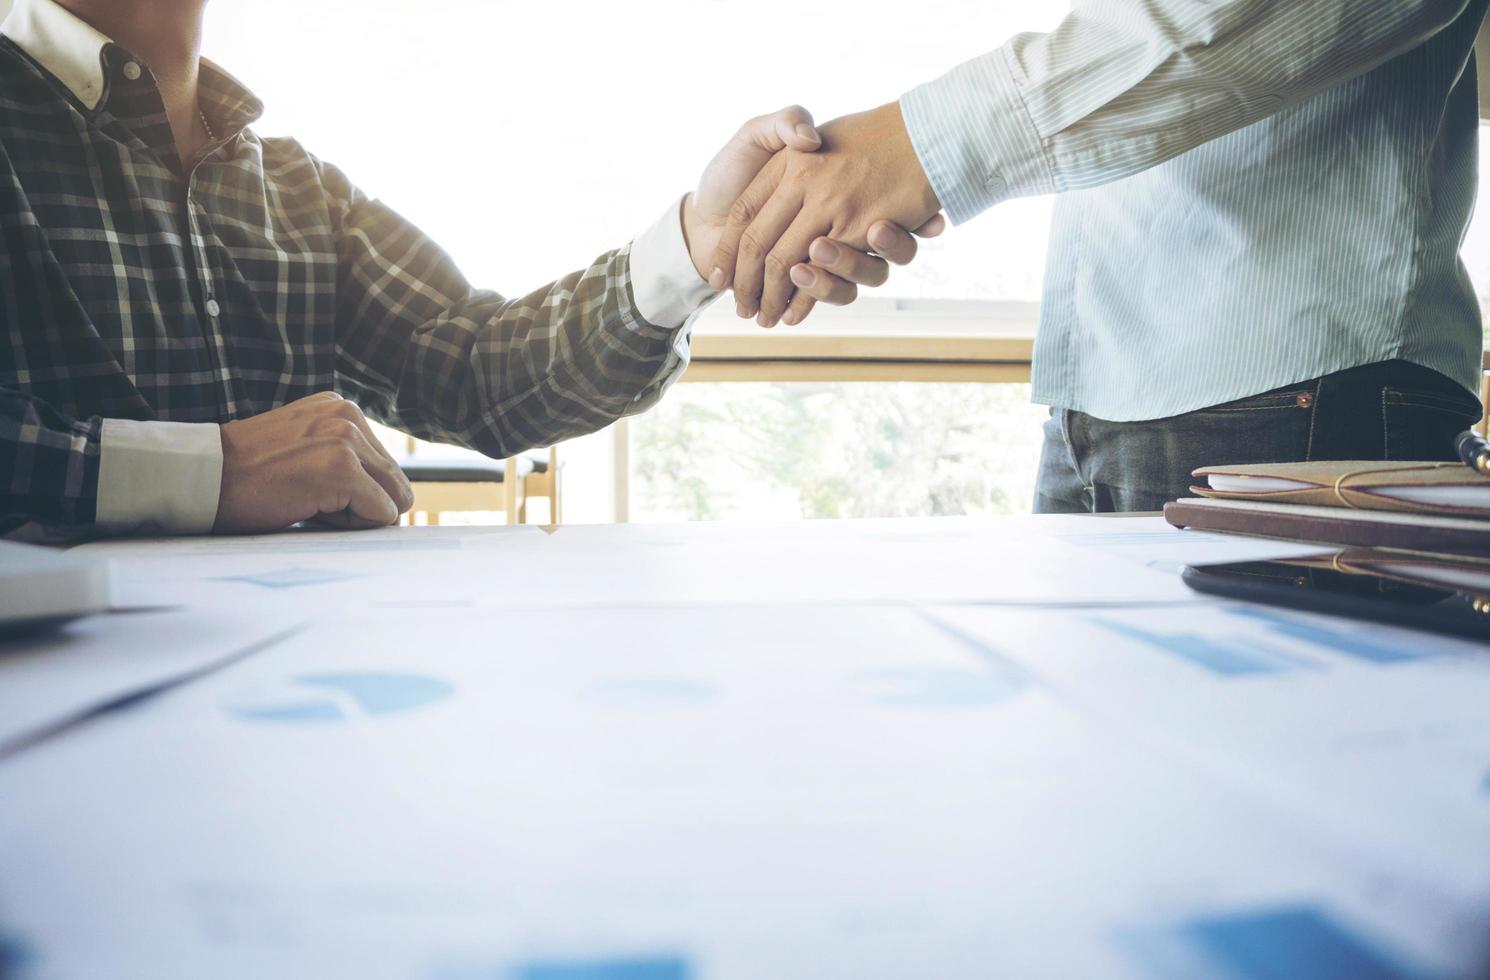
[1035, 359, 1484, 514]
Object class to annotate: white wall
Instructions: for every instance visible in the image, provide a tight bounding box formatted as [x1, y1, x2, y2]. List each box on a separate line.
[0, 1, 11, 21]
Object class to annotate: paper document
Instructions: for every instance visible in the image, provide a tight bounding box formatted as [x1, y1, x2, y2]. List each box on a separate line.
[929, 602, 1490, 882]
[0, 604, 1482, 978]
[1033, 514, 1331, 574]
[1207, 472, 1490, 508]
[0, 607, 305, 758]
[75, 516, 1327, 612]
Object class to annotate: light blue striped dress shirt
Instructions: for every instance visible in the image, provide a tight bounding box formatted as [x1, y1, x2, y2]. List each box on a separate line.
[900, 0, 1488, 422]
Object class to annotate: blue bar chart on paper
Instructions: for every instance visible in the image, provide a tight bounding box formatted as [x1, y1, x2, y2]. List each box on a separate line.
[1086, 617, 1309, 676]
[1087, 605, 1430, 677]
[1221, 607, 1428, 664]
[1120, 904, 1425, 980]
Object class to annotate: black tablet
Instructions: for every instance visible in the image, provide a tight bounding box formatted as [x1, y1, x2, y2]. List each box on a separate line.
[1183, 551, 1490, 643]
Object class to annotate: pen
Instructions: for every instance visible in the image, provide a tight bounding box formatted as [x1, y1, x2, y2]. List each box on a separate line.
[1455, 429, 1490, 477]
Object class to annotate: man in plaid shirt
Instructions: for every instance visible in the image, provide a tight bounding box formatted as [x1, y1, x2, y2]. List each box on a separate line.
[0, 0, 942, 540]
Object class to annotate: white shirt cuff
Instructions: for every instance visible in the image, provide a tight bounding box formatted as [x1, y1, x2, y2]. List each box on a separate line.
[96, 419, 223, 534]
[629, 195, 721, 329]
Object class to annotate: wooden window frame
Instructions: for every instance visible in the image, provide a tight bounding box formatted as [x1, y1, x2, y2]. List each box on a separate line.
[610, 299, 1490, 521]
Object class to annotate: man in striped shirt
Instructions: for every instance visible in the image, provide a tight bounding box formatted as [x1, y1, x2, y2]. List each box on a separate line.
[712, 0, 1489, 512]
[0, 0, 941, 539]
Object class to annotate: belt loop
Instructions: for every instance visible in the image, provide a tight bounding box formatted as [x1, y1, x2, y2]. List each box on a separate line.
[1302, 377, 1324, 461]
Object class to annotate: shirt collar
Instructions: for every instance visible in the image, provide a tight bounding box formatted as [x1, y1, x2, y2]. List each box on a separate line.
[0, 0, 111, 109]
[0, 0, 264, 135]
[197, 59, 264, 137]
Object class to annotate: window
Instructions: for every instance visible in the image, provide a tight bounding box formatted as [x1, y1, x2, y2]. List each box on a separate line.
[204, 1, 1070, 305]
[631, 381, 1049, 521]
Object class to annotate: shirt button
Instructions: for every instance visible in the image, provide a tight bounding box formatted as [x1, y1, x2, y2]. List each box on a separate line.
[121, 61, 142, 81]
[205, 298, 221, 318]
[985, 173, 1008, 195]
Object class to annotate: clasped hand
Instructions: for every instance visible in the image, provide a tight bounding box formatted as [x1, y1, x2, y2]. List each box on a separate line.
[686, 104, 944, 328]
[704, 102, 944, 328]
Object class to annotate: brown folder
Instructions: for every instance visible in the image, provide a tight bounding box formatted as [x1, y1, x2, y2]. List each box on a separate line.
[1190, 460, 1490, 518]
[1165, 497, 1490, 559]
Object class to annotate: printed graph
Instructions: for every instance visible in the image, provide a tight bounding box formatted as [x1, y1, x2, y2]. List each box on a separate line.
[229, 672, 453, 723]
[514, 958, 690, 980]
[212, 567, 363, 590]
[1177, 905, 1419, 980]
[1090, 605, 1427, 676]
[855, 666, 1026, 708]
[430, 956, 690, 980]
[1119, 904, 1422, 980]
[1088, 618, 1306, 677]
[1222, 607, 1427, 664]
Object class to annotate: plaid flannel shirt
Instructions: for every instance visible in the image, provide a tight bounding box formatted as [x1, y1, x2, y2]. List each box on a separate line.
[0, 0, 713, 539]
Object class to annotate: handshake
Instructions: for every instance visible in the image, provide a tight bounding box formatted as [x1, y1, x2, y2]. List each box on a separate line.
[681, 103, 946, 328]
[212, 105, 944, 538]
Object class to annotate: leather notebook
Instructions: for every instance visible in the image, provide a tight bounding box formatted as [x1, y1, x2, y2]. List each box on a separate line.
[1164, 497, 1490, 560]
[1189, 460, 1490, 518]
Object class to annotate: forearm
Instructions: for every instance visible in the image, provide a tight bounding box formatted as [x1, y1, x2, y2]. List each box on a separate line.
[386, 249, 688, 456]
[336, 199, 712, 458]
[903, 0, 1468, 223]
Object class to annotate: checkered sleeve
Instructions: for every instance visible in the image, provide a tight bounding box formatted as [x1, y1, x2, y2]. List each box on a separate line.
[0, 386, 102, 535]
[317, 158, 690, 457]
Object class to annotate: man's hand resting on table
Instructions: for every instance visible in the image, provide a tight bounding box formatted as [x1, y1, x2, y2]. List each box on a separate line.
[683, 105, 944, 327]
[215, 392, 415, 533]
[707, 102, 944, 328]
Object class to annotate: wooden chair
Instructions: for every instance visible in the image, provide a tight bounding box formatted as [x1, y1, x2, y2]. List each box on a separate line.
[1480, 366, 1489, 436]
[398, 436, 562, 526]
